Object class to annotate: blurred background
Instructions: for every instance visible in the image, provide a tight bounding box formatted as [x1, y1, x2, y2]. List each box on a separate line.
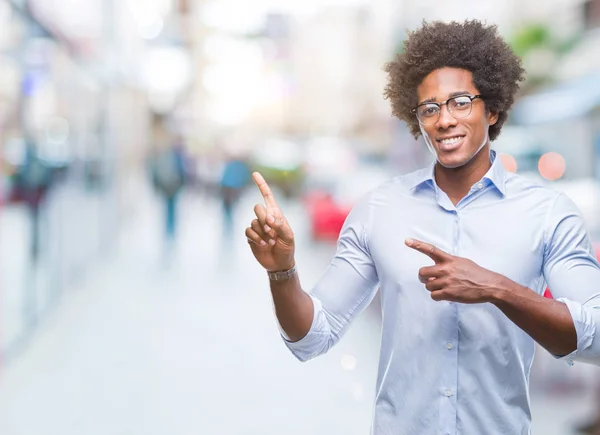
[0, 0, 599, 434]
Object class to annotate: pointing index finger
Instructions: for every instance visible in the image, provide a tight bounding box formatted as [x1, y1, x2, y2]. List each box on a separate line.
[252, 172, 279, 209]
[405, 238, 452, 263]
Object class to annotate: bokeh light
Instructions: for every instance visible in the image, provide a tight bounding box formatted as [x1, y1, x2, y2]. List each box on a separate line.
[499, 153, 518, 173]
[538, 152, 566, 181]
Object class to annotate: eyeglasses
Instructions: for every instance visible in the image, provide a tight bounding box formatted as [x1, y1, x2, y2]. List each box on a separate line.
[411, 95, 483, 125]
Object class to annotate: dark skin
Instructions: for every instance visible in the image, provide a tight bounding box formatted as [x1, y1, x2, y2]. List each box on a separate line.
[245, 172, 312, 342]
[246, 67, 577, 356]
[405, 238, 577, 357]
[414, 67, 576, 356]
[416, 67, 498, 204]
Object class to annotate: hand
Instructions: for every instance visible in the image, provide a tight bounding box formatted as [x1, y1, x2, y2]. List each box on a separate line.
[246, 172, 296, 272]
[405, 238, 507, 304]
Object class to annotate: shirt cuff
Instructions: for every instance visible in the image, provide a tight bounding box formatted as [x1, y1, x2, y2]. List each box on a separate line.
[277, 294, 331, 362]
[553, 298, 597, 365]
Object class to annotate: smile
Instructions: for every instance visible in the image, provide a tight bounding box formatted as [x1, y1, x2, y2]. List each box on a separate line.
[436, 135, 465, 151]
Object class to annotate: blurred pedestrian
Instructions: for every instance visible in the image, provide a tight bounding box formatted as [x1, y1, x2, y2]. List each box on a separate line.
[245, 20, 600, 435]
[219, 155, 251, 235]
[150, 135, 187, 249]
[12, 139, 53, 261]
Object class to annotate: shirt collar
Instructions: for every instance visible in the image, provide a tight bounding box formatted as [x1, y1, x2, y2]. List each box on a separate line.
[409, 149, 508, 197]
[484, 149, 508, 196]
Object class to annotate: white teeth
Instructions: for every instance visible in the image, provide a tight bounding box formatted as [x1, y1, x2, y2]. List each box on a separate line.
[440, 136, 464, 145]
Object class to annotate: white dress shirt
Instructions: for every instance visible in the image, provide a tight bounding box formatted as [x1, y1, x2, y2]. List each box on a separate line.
[282, 150, 600, 435]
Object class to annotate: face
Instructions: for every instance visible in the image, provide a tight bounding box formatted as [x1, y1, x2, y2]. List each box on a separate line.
[416, 68, 498, 169]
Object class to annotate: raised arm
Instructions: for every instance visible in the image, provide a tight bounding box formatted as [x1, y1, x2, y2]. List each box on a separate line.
[246, 173, 380, 361]
[245, 172, 313, 342]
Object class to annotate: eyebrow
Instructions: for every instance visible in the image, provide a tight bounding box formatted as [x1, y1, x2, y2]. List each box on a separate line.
[418, 91, 471, 105]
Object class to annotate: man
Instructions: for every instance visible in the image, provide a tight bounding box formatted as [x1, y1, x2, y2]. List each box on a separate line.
[13, 140, 53, 261]
[150, 136, 187, 247]
[219, 153, 251, 235]
[245, 20, 600, 434]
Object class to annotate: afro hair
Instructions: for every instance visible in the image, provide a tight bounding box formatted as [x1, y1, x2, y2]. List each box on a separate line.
[383, 20, 526, 141]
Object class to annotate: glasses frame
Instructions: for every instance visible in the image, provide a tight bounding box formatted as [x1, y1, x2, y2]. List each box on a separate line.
[411, 94, 484, 125]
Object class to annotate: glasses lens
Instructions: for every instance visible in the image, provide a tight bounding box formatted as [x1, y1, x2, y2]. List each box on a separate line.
[417, 105, 439, 124]
[448, 96, 472, 118]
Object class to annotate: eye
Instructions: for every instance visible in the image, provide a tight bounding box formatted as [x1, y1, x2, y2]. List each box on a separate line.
[452, 97, 471, 109]
[419, 105, 439, 117]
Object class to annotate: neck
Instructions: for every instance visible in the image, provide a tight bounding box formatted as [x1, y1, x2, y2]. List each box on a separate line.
[434, 144, 492, 205]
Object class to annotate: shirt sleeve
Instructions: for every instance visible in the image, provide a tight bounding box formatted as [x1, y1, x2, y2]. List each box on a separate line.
[542, 192, 600, 366]
[282, 193, 380, 362]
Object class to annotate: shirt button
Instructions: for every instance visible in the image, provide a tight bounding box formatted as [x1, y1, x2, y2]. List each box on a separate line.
[445, 389, 452, 397]
[477, 182, 483, 189]
[447, 343, 453, 350]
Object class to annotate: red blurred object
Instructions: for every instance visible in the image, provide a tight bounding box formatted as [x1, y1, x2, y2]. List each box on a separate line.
[304, 163, 392, 241]
[304, 190, 352, 241]
[544, 242, 600, 299]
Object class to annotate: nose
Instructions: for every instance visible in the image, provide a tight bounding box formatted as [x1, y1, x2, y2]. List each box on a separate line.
[436, 104, 457, 129]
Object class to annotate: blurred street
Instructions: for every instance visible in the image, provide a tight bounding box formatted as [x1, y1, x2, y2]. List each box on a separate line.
[0, 180, 596, 435]
[1, 0, 600, 433]
[0, 181, 383, 435]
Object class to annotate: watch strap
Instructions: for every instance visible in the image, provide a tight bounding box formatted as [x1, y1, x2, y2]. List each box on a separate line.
[268, 264, 297, 281]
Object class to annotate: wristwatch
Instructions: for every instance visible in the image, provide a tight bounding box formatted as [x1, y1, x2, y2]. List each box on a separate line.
[268, 264, 297, 281]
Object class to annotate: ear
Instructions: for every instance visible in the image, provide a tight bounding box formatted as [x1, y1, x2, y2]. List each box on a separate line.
[487, 110, 499, 126]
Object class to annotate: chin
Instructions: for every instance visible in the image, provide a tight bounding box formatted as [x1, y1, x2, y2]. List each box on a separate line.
[435, 152, 473, 169]
[435, 141, 488, 169]
[437, 158, 467, 169]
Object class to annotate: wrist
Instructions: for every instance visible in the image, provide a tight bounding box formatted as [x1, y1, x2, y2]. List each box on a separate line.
[488, 276, 518, 305]
[267, 260, 296, 273]
[267, 262, 297, 281]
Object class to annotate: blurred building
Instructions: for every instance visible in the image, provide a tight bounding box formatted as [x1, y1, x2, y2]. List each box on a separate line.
[506, 0, 600, 187]
[0, 0, 167, 361]
[164, 0, 402, 152]
[2, 0, 600, 365]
